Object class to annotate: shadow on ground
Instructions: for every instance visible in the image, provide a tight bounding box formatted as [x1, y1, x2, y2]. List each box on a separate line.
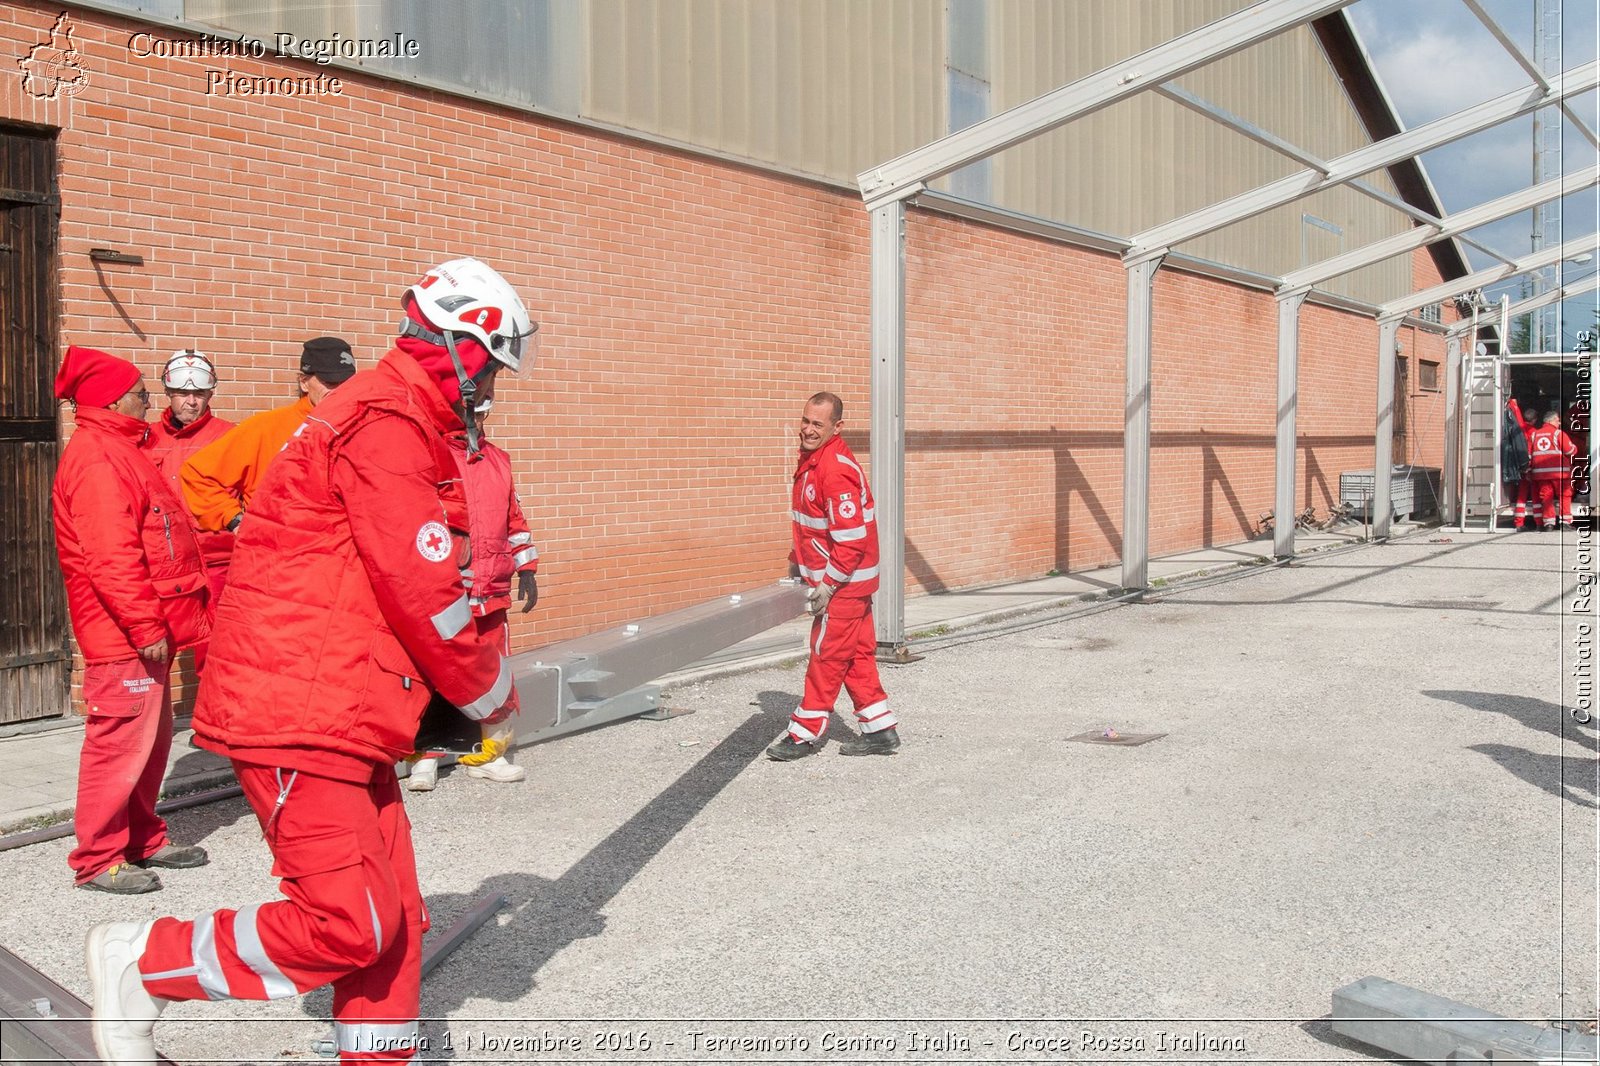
[315, 690, 802, 1050]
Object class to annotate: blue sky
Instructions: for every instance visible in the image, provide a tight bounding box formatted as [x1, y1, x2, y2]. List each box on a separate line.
[1348, 0, 1599, 347]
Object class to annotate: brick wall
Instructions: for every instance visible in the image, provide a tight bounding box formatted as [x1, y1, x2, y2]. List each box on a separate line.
[3, 2, 1451, 714]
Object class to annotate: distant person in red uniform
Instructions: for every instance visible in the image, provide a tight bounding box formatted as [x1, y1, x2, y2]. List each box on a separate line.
[51, 345, 213, 895]
[85, 260, 539, 1065]
[769, 391, 901, 761]
[1508, 397, 1541, 530]
[1529, 410, 1578, 530]
[143, 350, 234, 608]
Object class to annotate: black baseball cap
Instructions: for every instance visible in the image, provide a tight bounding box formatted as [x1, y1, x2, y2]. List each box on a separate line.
[300, 336, 356, 384]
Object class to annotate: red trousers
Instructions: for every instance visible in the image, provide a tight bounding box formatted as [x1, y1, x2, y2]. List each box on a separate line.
[139, 765, 426, 1064]
[1535, 477, 1574, 526]
[70, 656, 173, 884]
[788, 596, 895, 742]
[1514, 477, 1542, 526]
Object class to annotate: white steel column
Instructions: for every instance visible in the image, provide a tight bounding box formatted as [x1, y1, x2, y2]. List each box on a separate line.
[870, 202, 907, 652]
[1374, 318, 1401, 539]
[1123, 256, 1164, 590]
[1444, 334, 1462, 525]
[1274, 291, 1308, 558]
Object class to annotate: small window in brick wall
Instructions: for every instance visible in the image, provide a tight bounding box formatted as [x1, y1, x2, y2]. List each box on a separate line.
[1419, 359, 1441, 392]
[1418, 303, 1443, 325]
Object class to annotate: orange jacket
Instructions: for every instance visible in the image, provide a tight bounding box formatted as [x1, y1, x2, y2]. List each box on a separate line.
[179, 395, 313, 532]
[144, 407, 234, 568]
[52, 407, 211, 663]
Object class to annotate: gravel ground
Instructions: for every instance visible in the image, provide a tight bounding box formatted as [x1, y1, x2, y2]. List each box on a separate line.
[2, 530, 1593, 1065]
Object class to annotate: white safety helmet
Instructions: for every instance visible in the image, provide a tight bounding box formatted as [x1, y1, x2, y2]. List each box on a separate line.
[403, 258, 537, 374]
[162, 349, 217, 391]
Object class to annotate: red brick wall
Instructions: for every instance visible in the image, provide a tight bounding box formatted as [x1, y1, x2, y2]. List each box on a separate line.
[3, 3, 1451, 701]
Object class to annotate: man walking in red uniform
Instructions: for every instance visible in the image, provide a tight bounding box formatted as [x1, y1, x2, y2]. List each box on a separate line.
[51, 345, 214, 894]
[143, 351, 234, 607]
[1530, 409, 1578, 530]
[768, 391, 902, 760]
[86, 260, 539, 1065]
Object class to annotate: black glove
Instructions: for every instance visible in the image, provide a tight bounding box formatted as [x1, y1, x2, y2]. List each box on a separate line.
[518, 570, 538, 613]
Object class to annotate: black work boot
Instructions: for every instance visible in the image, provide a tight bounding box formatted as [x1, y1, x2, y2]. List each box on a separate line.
[135, 844, 209, 869]
[765, 734, 819, 762]
[838, 726, 901, 756]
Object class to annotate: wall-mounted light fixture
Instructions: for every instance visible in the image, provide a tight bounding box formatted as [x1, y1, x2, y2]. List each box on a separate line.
[88, 247, 143, 266]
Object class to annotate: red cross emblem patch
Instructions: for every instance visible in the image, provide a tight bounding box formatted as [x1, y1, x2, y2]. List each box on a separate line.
[416, 521, 452, 562]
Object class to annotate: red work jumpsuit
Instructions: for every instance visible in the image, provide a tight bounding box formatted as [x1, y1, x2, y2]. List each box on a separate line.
[51, 407, 211, 884]
[135, 350, 507, 1064]
[787, 434, 895, 742]
[1508, 398, 1541, 528]
[144, 407, 235, 632]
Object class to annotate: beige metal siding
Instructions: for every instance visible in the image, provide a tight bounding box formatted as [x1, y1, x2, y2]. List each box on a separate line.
[163, 0, 1416, 301]
[585, 0, 942, 183]
[984, 0, 1408, 302]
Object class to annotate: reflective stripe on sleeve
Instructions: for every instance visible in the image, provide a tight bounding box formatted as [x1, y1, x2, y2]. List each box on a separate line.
[832, 525, 868, 542]
[797, 563, 826, 582]
[507, 531, 532, 546]
[430, 594, 472, 641]
[513, 547, 538, 568]
[457, 658, 513, 721]
[791, 510, 829, 530]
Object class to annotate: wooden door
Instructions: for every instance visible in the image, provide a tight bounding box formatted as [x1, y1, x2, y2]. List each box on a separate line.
[0, 126, 67, 724]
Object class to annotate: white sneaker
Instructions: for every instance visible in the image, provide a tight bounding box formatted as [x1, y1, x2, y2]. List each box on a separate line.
[405, 759, 438, 792]
[464, 756, 526, 783]
[86, 920, 166, 1064]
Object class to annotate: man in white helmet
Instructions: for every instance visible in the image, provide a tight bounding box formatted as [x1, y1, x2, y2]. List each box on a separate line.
[85, 260, 537, 1065]
[143, 350, 234, 608]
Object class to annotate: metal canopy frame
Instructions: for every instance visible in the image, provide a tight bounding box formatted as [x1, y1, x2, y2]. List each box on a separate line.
[855, 0, 1600, 648]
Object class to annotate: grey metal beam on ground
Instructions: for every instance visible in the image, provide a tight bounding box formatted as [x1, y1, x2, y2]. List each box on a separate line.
[1128, 60, 1600, 263]
[506, 580, 809, 741]
[1333, 976, 1598, 1063]
[0, 942, 178, 1065]
[855, 0, 1354, 210]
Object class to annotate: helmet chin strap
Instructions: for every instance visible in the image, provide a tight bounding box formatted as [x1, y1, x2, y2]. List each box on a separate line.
[442, 331, 482, 455]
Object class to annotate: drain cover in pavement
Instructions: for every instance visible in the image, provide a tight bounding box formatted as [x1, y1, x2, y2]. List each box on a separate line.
[1066, 730, 1166, 747]
[1405, 600, 1501, 611]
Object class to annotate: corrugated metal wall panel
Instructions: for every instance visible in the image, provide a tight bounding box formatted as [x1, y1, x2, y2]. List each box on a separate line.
[584, 0, 942, 183]
[155, 0, 1415, 300]
[981, 0, 1409, 303]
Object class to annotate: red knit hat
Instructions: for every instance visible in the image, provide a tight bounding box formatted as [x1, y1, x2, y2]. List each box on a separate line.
[54, 345, 141, 407]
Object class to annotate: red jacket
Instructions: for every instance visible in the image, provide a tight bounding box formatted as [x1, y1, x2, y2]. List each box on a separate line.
[790, 434, 879, 601]
[51, 407, 211, 663]
[1529, 424, 1577, 479]
[449, 434, 538, 617]
[143, 407, 234, 570]
[191, 350, 508, 780]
